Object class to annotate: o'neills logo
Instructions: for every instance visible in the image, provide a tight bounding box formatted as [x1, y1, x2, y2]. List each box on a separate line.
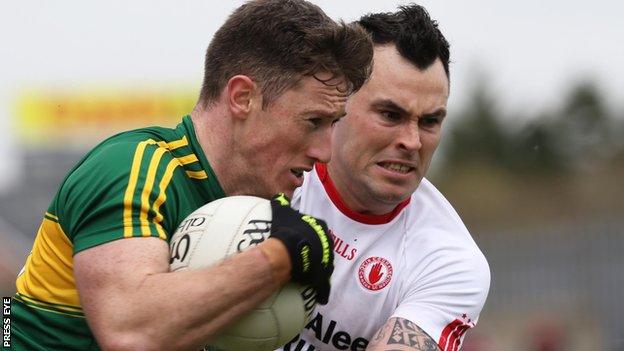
[358, 257, 393, 291]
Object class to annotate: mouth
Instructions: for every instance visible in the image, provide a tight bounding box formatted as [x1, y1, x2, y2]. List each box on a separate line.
[290, 168, 307, 178]
[288, 167, 310, 189]
[378, 161, 415, 174]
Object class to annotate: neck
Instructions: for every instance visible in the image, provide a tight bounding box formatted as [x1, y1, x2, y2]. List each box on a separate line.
[191, 104, 239, 196]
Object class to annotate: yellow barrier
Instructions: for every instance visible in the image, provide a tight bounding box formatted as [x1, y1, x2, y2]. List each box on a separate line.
[15, 88, 197, 147]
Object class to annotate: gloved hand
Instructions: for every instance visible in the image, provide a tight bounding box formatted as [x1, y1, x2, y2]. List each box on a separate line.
[269, 193, 334, 304]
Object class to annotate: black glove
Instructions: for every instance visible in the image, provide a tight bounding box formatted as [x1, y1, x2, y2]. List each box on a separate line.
[269, 193, 334, 304]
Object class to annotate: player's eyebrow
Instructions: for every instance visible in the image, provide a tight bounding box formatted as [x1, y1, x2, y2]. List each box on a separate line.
[422, 108, 447, 120]
[371, 99, 409, 116]
[373, 99, 447, 121]
[308, 108, 347, 119]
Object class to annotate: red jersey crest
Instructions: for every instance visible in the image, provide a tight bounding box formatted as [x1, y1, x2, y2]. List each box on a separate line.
[358, 256, 393, 291]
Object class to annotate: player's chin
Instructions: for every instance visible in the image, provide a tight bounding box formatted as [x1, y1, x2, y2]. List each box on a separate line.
[374, 183, 418, 203]
[380, 191, 412, 205]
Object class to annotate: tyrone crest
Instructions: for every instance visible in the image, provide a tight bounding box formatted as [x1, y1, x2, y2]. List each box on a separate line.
[358, 256, 393, 291]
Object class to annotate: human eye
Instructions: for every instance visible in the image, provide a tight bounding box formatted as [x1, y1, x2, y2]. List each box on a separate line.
[419, 116, 442, 130]
[306, 117, 323, 129]
[380, 110, 401, 122]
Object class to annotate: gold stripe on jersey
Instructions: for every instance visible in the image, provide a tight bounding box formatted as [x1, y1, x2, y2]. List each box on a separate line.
[140, 147, 167, 236]
[15, 217, 82, 313]
[156, 135, 188, 151]
[177, 153, 199, 165]
[124, 138, 206, 239]
[152, 159, 181, 240]
[123, 139, 156, 237]
[186, 170, 208, 179]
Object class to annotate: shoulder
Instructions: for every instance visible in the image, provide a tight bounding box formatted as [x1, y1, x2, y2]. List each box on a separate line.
[408, 178, 466, 230]
[392, 182, 490, 344]
[405, 178, 475, 245]
[62, 131, 183, 193]
[56, 128, 189, 229]
[403, 178, 490, 286]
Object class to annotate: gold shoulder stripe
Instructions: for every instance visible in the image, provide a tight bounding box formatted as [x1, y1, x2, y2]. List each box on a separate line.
[177, 153, 199, 165]
[167, 135, 188, 150]
[157, 135, 188, 151]
[140, 147, 167, 236]
[123, 139, 157, 238]
[152, 158, 182, 240]
[154, 222, 167, 241]
[124, 136, 197, 239]
[186, 170, 208, 179]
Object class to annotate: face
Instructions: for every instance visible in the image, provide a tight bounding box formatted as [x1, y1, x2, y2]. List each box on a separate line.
[329, 45, 449, 214]
[235, 73, 348, 198]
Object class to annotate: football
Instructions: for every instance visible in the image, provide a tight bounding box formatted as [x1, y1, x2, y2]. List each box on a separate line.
[169, 195, 316, 351]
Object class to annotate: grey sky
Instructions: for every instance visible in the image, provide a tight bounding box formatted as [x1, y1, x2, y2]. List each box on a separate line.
[1, 0, 623, 189]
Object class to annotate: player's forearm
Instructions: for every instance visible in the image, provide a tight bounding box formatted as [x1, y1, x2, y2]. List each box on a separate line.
[150, 247, 281, 349]
[83, 242, 289, 351]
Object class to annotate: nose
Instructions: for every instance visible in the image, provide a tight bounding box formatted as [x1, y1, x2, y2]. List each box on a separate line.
[307, 127, 333, 163]
[397, 123, 422, 152]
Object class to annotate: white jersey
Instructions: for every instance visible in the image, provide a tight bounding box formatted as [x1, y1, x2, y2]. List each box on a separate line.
[278, 164, 490, 351]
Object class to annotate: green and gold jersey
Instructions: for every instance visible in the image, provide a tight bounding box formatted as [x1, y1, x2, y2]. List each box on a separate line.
[10, 115, 226, 350]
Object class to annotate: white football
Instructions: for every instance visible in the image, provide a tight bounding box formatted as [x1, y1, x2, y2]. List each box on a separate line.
[169, 195, 316, 351]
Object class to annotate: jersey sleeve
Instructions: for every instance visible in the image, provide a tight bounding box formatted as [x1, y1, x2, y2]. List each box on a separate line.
[56, 139, 184, 254]
[391, 228, 491, 350]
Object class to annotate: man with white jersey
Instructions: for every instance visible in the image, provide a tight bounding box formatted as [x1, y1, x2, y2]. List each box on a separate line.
[279, 5, 490, 351]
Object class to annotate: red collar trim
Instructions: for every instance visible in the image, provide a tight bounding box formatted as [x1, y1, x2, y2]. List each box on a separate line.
[315, 163, 410, 225]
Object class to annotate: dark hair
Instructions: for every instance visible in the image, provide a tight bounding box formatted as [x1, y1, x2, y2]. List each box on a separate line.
[199, 0, 373, 108]
[357, 4, 450, 79]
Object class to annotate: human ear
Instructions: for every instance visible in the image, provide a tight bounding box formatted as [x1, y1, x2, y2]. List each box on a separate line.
[226, 75, 259, 119]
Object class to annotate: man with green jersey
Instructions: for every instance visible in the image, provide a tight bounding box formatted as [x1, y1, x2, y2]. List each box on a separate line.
[9, 0, 373, 350]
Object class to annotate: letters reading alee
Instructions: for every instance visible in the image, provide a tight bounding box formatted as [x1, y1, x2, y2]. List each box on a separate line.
[283, 312, 369, 351]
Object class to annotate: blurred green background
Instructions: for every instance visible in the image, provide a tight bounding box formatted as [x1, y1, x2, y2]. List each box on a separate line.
[1, 1, 622, 350]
